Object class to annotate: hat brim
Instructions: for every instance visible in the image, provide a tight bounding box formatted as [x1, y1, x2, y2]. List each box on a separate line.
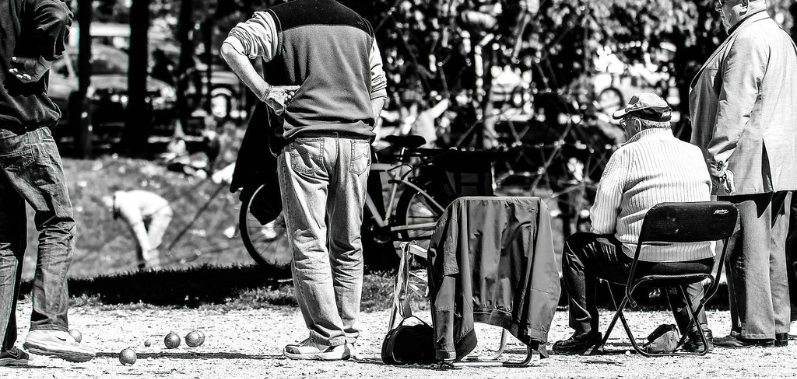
[612, 108, 628, 120]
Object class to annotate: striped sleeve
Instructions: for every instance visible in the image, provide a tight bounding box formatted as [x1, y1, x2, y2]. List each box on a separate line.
[223, 11, 279, 61]
[369, 40, 388, 100]
[590, 147, 629, 235]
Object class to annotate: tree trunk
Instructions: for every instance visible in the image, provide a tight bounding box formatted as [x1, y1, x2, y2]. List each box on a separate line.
[203, 18, 214, 114]
[176, 0, 194, 132]
[122, 0, 151, 153]
[75, 0, 93, 157]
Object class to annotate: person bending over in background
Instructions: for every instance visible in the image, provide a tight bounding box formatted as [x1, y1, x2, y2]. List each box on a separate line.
[554, 93, 716, 354]
[102, 190, 173, 270]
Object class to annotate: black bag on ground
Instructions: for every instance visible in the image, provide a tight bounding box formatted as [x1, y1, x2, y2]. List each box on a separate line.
[643, 324, 680, 353]
[381, 316, 437, 365]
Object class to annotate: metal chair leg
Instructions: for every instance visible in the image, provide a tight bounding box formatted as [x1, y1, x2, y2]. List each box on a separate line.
[454, 330, 539, 367]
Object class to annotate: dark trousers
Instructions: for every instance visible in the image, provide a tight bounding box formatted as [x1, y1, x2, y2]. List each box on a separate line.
[786, 195, 797, 323]
[562, 232, 713, 337]
[0, 127, 75, 350]
[720, 191, 791, 339]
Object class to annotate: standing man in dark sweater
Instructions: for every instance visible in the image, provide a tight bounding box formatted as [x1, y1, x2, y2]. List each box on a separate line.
[221, 0, 387, 361]
[0, 0, 96, 365]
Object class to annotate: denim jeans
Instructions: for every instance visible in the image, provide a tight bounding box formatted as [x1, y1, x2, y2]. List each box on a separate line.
[277, 134, 370, 347]
[0, 126, 75, 350]
[562, 232, 713, 337]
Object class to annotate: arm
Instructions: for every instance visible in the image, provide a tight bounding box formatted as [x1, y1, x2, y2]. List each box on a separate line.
[369, 40, 388, 127]
[707, 35, 767, 179]
[118, 204, 152, 252]
[220, 12, 298, 115]
[589, 148, 628, 235]
[9, 0, 72, 83]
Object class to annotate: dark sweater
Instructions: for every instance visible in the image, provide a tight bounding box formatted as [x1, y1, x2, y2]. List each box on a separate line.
[0, 0, 72, 130]
[229, 0, 385, 139]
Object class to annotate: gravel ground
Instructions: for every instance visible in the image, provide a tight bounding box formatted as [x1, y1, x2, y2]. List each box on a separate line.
[2, 301, 796, 378]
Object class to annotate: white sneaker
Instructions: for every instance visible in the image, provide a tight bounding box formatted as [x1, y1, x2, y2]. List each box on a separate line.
[790, 321, 797, 337]
[283, 339, 349, 361]
[23, 330, 96, 363]
[345, 342, 361, 360]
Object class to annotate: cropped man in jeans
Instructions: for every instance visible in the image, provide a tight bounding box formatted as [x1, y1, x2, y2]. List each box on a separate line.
[0, 0, 96, 365]
[221, 0, 387, 360]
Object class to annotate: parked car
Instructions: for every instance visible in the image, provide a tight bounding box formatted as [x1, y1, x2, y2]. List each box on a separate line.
[82, 22, 247, 121]
[48, 44, 177, 138]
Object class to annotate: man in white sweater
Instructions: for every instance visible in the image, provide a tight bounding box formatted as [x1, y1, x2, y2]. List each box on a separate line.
[553, 93, 715, 354]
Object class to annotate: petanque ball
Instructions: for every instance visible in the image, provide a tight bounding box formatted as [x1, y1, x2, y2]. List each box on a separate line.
[119, 348, 137, 365]
[196, 330, 205, 344]
[164, 332, 181, 349]
[68, 329, 82, 343]
[185, 331, 202, 347]
[144, 339, 152, 347]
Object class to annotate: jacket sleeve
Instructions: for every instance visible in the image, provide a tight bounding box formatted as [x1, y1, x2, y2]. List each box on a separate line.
[29, 0, 73, 61]
[707, 34, 767, 177]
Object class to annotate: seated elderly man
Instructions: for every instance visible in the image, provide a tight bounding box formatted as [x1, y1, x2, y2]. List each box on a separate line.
[553, 93, 715, 354]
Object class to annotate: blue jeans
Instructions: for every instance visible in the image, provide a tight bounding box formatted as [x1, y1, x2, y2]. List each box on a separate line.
[0, 127, 75, 350]
[277, 134, 370, 347]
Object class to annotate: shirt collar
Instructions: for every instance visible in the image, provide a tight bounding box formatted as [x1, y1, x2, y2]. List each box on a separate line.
[622, 128, 673, 146]
[727, 9, 768, 35]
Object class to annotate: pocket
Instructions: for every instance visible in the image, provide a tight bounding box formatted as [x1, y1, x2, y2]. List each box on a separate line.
[349, 140, 370, 175]
[0, 133, 34, 172]
[289, 138, 323, 175]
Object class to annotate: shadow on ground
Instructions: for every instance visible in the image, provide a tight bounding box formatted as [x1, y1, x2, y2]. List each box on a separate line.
[20, 264, 292, 307]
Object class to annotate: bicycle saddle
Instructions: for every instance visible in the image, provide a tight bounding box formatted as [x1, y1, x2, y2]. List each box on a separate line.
[384, 135, 427, 150]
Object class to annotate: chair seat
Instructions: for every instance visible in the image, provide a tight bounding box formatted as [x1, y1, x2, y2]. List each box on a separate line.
[632, 273, 713, 288]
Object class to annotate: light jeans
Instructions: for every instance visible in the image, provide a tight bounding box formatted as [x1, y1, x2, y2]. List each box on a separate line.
[277, 133, 370, 347]
[0, 127, 75, 350]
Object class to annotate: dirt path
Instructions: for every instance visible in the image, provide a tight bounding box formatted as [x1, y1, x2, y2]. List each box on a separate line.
[3, 301, 795, 378]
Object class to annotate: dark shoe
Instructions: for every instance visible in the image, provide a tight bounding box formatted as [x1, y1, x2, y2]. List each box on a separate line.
[553, 332, 603, 355]
[0, 347, 29, 366]
[714, 332, 774, 348]
[683, 329, 713, 353]
[775, 333, 788, 347]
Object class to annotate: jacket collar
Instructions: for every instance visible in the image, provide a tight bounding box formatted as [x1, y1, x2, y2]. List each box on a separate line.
[622, 128, 673, 146]
[727, 9, 769, 35]
[691, 11, 771, 88]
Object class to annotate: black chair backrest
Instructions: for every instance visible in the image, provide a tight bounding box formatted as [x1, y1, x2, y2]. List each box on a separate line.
[638, 202, 738, 244]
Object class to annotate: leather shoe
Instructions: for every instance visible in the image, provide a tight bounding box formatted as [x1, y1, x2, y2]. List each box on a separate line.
[553, 331, 602, 355]
[714, 332, 774, 348]
[775, 333, 788, 347]
[683, 328, 713, 353]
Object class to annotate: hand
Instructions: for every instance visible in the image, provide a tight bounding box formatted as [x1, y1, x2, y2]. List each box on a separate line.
[262, 85, 300, 116]
[8, 56, 51, 83]
[711, 170, 735, 195]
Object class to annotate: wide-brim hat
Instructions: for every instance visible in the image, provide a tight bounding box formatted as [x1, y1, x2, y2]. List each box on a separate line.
[612, 93, 672, 122]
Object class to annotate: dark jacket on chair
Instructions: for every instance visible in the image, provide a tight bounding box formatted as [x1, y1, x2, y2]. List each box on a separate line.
[427, 197, 560, 360]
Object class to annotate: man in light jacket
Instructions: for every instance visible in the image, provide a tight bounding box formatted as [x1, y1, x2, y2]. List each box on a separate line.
[690, 0, 797, 348]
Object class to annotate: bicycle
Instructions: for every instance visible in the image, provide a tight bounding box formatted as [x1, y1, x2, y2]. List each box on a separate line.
[238, 134, 499, 271]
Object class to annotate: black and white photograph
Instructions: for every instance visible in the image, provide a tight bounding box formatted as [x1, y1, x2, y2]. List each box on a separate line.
[1, 0, 796, 377]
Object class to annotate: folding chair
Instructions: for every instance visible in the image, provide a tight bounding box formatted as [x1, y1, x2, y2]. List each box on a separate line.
[592, 201, 738, 357]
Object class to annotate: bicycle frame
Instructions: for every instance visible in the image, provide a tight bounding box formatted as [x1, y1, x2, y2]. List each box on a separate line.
[365, 150, 446, 238]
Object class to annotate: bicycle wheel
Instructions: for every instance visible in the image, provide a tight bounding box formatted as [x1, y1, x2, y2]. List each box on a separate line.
[239, 183, 292, 269]
[395, 187, 444, 244]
